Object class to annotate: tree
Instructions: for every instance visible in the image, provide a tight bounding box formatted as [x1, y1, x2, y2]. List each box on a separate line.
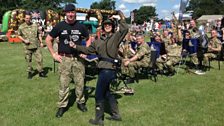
[90, 0, 116, 21]
[0, 0, 23, 23]
[90, 0, 116, 10]
[21, 0, 76, 12]
[133, 6, 157, 24]
[186, 0, 224, 19]
[0, 0, 77, 23]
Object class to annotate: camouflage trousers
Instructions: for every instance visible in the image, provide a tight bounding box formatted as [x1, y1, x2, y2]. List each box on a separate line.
[168, 57, 180, 72]
[24, 48, 43, 72]
[57, 56, 86, 108]
[121, 61, 149, 78]
[190, 53, 199, 65]
[203, 53, 217, 66]
[157, 56, 181, 72]
[191, 53, 217, 66]
[156, 56, 166, 71]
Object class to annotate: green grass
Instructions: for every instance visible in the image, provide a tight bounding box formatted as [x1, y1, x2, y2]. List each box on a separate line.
[0, 42, 224, 126]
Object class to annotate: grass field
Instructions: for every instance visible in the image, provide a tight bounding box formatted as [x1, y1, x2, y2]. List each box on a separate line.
[0, 42, 224, 126]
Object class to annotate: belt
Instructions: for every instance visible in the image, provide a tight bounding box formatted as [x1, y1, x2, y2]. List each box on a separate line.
[58, 53, 75, 58]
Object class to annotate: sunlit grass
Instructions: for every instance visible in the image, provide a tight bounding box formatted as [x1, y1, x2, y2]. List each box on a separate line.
[0, 42, 224, 126]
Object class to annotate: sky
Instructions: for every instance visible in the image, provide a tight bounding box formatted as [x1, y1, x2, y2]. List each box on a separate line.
[76, 0, 184, 19]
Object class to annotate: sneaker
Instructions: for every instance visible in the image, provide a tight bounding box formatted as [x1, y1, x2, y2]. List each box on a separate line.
[194, 70, 206, 75]
[114, 87, 134, 95]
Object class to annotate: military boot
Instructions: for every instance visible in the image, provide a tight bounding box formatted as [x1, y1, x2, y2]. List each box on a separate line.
[106, 99, 122, 121]
[28, 72, 32, 79]
[39, 71, 47, 77]
[89, 102, 104, 126]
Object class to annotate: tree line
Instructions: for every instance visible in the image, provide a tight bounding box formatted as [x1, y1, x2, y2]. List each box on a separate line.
[1, 0, 224, 25]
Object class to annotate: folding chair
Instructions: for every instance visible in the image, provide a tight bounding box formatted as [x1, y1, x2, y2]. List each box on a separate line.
[150, 50, 158, 82]
[208, 46, 223, 70]
[53, 60, 59, 73]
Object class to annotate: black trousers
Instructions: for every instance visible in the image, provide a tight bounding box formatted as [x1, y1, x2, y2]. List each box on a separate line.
[95, 69, 116, 103]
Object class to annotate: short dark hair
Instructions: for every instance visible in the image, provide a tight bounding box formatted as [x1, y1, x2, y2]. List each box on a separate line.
[25, 11, 31, 16]
[185, 30, 190, 34]
[135, 33, 144, 38]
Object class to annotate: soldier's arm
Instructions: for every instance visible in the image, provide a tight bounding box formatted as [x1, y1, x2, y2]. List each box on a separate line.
[18, 26, 29, 44]
[18, 34, 29, 44]
[125, 45, 148, 64]
[115, 10, 129, 45]
[38, 32, 44, 47]
[177, 26, 183, 42]
[73, 40, 97, 55]
[222, 28, 224, 41]
[212, 41, 222, 52]
[45, 34, 55, 56]
[46, 34, 63, 62]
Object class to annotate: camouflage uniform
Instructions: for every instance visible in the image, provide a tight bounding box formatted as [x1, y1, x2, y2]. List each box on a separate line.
[165, 44, 182, 72]
[121, 42, 151, 78]
[161, 35, 172, 47]
[48, 20, 89, 108]
[188, 28, 201, 66]
[18, 22, 43, 73]
[58, 57, 86, 107]
[203, 37, 222, 65]
[119, 40, 135, 59]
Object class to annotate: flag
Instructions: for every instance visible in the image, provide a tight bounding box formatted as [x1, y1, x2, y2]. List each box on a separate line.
[130, 11, 134, 23]
[179, 0, 189, 21]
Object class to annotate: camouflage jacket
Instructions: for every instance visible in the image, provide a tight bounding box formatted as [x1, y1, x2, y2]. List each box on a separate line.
[208, 37, 222, 52]
[18, 22, 39, 49]
[135, 42, 151, 63]
[161, 35, 172, 47]
[189, 28, 200, 39]
[166, 43, 182, 57]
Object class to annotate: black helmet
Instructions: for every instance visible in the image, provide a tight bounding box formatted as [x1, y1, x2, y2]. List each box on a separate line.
[103, 19, 113, 25]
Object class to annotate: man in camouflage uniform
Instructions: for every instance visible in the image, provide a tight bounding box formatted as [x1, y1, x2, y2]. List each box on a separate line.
[118, 32, 136, 59]
[203, 29, 222, 65]
[45, 4, 89, 118]
[122, 34, 151, 80]
[164, 42, 182, 75]
[187, 20, 201, 67]
[18, 12, 45, 79]
[161, 29, 172, 47]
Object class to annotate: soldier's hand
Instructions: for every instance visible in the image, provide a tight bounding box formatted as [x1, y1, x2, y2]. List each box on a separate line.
[79, 54, 87, 59]
[69, 41, 76, 48]
[178, 25, 182, 29]
[53, 53, 62, 63]
[124, 60, 130, 66]
[24, 39, 30, 44]
[40, 43, 44, 48]
[117, 10, 125, 20]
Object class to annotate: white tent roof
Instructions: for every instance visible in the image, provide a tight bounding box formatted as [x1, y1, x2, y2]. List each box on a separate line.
[197, 15, 223, 21]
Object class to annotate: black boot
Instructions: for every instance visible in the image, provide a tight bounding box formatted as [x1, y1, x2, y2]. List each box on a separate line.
[89, 103, 104, 126]
[106, 99, 122, 121]
[56, 107, 67, 118]
[77, 103, 87, 112]
[124, 77, 135, 84]
[28, 72, 32, 79]
[39, 71, 46, 77]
